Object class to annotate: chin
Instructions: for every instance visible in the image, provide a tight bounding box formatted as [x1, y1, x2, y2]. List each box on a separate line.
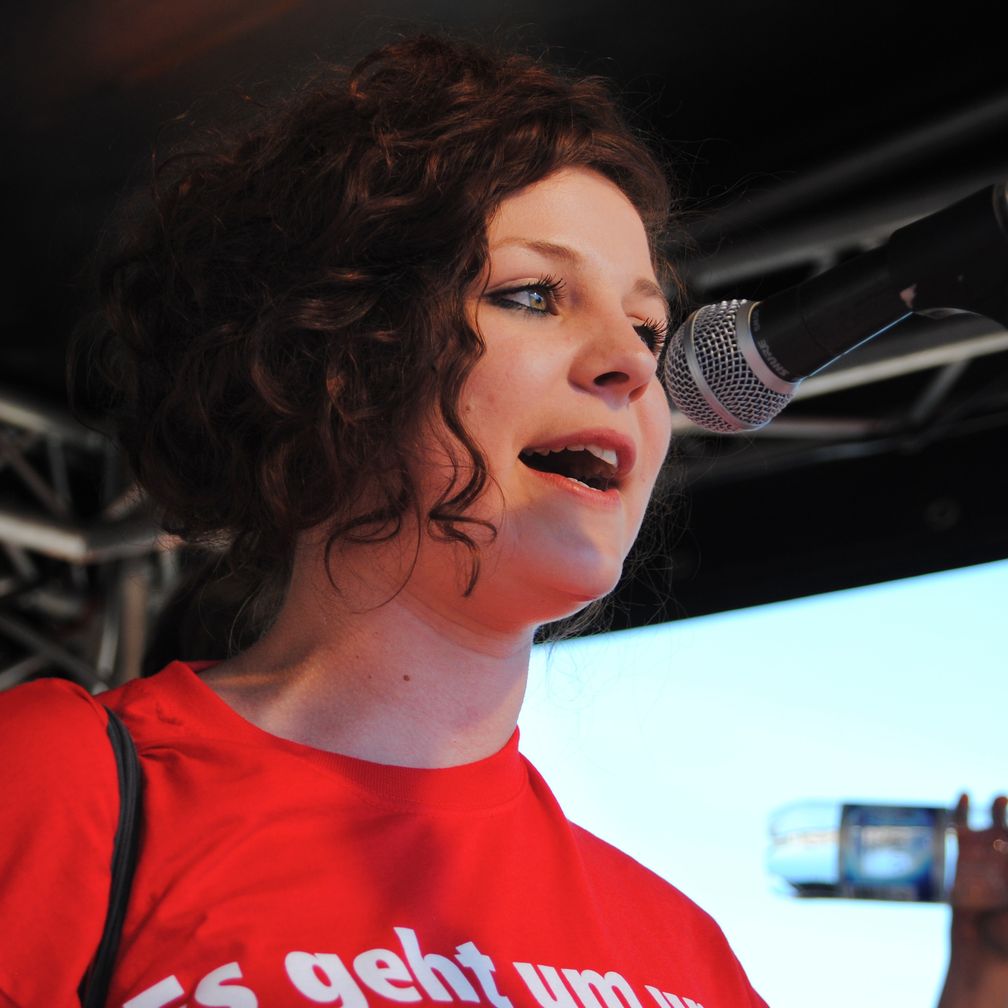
[521, 555, 625, 624]
[471, 526, 630, 628]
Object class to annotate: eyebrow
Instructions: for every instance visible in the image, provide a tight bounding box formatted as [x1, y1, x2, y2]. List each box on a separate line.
[491, 238, 669, 312]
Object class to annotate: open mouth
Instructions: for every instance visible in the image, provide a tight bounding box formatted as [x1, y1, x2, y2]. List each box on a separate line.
[518, 445, 619, 492]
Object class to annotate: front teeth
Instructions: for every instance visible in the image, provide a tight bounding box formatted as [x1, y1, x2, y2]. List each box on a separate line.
[522, 443, 618, 468]
[572, 443, 618, 467]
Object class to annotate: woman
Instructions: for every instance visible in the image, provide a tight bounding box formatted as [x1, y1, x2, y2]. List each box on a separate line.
[4, 31, 1002, 1008]
[0, 34, 766, 1006]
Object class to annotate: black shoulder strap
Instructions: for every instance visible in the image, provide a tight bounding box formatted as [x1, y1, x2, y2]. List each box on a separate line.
[79, 707, 143, 1008]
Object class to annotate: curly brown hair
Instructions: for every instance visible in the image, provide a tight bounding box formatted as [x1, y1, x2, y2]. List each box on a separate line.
[73, 33, 681, 624]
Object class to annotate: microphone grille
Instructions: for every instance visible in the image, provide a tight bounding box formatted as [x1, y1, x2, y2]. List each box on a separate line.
[664, 300, 795, 432]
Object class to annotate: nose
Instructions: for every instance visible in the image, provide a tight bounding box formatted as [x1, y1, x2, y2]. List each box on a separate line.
[571, 313, 658, 407]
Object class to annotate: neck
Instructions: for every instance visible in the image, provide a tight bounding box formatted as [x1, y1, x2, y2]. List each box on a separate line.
[200, 538, 536, 768]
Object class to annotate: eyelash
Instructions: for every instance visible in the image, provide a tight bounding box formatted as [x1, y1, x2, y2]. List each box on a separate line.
[487, 275, 669, 359]
[487, 275, 567, 315]
[635, 316, 669, 358]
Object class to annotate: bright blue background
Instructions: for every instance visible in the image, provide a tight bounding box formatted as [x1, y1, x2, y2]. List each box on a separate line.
[519, 557, 1008, 1007]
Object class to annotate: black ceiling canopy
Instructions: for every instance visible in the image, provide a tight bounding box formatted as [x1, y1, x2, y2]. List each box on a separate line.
[1, 1, 1006, 680]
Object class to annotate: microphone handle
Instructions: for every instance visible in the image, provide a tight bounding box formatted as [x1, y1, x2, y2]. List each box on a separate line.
[751, 181, 1008, 384]
[751, 247, 909, 383]
[890, 180, 1008, 328]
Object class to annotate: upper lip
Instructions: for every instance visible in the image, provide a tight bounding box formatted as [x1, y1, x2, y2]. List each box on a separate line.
[519, 428, 637, 482]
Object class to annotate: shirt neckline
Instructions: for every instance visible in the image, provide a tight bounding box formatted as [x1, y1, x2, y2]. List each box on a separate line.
[149, 660, 529, 813]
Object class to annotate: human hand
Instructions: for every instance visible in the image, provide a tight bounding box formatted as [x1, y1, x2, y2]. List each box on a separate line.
[950, 793, 1008, 958]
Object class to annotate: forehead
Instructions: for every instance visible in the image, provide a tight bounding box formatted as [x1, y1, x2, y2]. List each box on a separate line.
[487, 168, 656, 279]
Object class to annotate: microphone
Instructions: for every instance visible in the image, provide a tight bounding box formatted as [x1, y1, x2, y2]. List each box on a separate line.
[664, 180, 1008, 433]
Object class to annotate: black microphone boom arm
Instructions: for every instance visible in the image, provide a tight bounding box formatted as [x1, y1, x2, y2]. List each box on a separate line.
[665, 180, 1008, 431]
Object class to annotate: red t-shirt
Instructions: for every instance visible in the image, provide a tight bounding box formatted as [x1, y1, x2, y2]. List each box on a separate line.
[0, 662, 767, 1008]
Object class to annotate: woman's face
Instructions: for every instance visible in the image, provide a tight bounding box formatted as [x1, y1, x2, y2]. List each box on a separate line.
[413, 167, 673, 631]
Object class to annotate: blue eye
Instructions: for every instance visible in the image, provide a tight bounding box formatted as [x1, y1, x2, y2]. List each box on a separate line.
[487, 276, 565, 316]
[509, 288, 549, 311]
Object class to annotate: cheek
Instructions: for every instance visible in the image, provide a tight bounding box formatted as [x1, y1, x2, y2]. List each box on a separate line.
[455, 385, 522, 502]
[641, 395, 674, 480]
[460, 384, 507, 457]
[461, 352, 548, 452]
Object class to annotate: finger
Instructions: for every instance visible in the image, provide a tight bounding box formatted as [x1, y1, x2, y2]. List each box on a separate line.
[953, 792, 969, 829]
[992, 794, 1008, 830]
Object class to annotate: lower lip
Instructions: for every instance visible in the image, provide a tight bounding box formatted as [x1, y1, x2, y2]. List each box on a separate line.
[523, 466, 622, 509]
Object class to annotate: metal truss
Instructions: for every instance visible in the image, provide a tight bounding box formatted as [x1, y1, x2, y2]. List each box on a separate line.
[0, 386, 179, 693]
